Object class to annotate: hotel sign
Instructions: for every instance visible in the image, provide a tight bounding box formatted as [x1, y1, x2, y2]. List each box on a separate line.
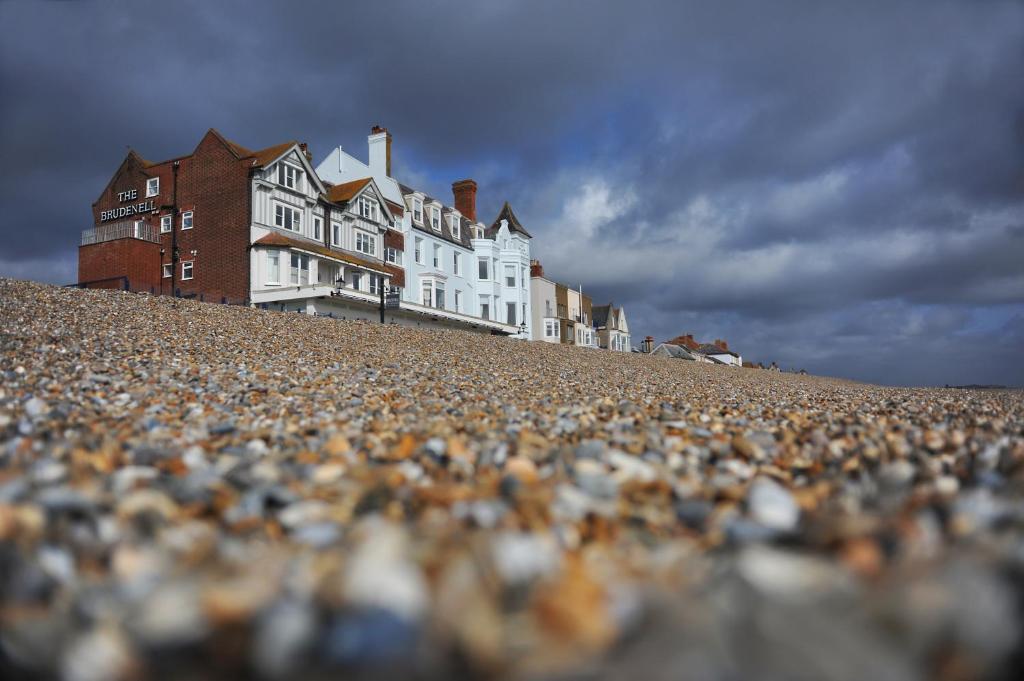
[100, 188, 155, 222]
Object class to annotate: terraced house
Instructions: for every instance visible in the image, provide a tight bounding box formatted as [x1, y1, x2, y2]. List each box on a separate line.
[79, 127, 531, 335]
[529, 259, 597, 347]
[317, 127, 532, 337]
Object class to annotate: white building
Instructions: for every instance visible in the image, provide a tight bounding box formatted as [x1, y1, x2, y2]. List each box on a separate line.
[316, 126, 532, 336]
[248, 142, 398, 320]
[594, 304, 631, 351]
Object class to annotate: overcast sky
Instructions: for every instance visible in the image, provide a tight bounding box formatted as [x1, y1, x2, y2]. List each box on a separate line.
[1, 0, 1022, 386]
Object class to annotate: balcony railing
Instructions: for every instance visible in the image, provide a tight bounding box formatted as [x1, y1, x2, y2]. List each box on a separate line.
[81, 221, 160, 246]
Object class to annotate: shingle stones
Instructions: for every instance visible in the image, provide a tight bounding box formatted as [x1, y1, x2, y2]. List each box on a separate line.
[1, 278, 1023, 680]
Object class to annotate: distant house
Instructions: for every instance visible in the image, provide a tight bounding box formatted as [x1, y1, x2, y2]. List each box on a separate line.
[529, 260, 597, 347]
[696, 339, 742, 366]
[593, 303, 631, 351]
[665, 334, 742, 366]
[651, 343, 697, 360]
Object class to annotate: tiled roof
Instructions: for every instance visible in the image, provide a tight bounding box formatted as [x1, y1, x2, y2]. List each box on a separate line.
[666, 334, 702, 351]
[250, 141, 299, 168]
[487, 201, 532, 239]
[208, 129, 297, 168]
[383, 264, 406, 288]
[325, 178, 373, 204]
[697, 343, 739, 357]
[653, 343, 697, 360]
[253, 232, 386, 274]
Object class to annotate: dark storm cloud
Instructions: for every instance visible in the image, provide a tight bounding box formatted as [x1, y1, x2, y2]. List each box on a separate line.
[1, 0, 1021, 386]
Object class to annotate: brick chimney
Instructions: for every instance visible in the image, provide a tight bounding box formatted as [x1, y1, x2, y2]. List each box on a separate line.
[642, 336, 654, 353]
[530, 259, 544, 278]
[452, 179, 477, 222]
[368, 125, 392, 177]
[715, 339, 728, 351]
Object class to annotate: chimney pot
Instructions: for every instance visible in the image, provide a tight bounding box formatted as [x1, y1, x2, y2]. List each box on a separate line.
[452, 179, 477, 222]
[530, 259, 544, 278]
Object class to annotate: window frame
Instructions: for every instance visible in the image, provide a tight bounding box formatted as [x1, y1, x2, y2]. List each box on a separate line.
[146, 177, 159, 198]
[313, 216, 323, 242]
[506, 302, 516, 326]
[274, 203, 302, 232]
[414, 237, 423, 264]
[359, 197, 378, 222]
[267, 250, 281, 285]
[160, 215, 172, 233]
[478, 257, 489, 280]
[181, 210, 194, 230]
[451, 215, 460, 239]
[430, 206, 441, 231]
[433, 244, 441, 269]
[454, 289, 462, 312]
[181, 260, 194, 281]
[355, 229, 376, 256]
[504, 264, 516, 287]
[385, 247, 401, 264]
[162, 263, 172, 279]
[332, 222, 342, 247]
[278, 163, 301, 190]
[412, 198, 423, 224]
[453, 251, 460, 276]
[290, 253, 309, 285]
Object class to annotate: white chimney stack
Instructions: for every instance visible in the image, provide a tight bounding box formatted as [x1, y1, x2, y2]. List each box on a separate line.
[368, 125, 392, 177]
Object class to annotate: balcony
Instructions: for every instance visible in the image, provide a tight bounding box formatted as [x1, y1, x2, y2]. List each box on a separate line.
[81, 221, 160, 246]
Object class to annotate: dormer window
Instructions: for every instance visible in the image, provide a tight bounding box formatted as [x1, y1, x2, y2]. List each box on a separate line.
[412, 198, 423, 224]
[430, 206, 441, 231]
[451, 215, 460, 239]
[146, 177, 159, 197]
[473, 225, 483, 239]
[278, 164, 301, 190]
[359, 197, 378, 222]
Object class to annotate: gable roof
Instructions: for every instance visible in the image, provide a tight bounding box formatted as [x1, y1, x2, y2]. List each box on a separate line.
[592, 304, 611, 328]
[487, 201, 532, 239]
[653, 343, 697, 360]
[325, 177, 374, 204]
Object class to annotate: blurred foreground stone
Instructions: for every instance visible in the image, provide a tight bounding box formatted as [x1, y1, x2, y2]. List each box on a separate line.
[0, 279, 1022, 680]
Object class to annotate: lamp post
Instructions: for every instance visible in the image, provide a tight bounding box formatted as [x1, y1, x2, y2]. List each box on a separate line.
[519, 320, 527, 339]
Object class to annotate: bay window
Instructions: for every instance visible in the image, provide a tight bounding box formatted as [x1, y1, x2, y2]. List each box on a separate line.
[267, 251, 280, 284]
[290, 253, 309, 285]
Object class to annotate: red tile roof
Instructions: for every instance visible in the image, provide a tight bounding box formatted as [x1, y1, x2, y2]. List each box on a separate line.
[253, 233, 386, 273]
[324, 178, 373, 204]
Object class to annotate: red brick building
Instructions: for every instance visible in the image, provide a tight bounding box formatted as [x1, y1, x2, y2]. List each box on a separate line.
[81, 129, 296, 303]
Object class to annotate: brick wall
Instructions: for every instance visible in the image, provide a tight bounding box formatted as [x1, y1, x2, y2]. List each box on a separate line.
[87, 130, 254, 305]
[78, 238, 162, 292]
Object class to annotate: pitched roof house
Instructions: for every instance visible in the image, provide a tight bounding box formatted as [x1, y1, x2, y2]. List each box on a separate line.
[594, 304, 631, 351]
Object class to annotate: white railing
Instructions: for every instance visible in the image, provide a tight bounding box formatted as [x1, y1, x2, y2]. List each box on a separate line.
[81, 221, 160, 246]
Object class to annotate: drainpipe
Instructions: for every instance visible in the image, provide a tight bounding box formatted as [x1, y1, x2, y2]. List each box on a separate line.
[171, 161, 179, 295]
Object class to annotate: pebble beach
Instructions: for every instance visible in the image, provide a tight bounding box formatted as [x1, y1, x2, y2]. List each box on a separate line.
[1, 278, 1022, 680]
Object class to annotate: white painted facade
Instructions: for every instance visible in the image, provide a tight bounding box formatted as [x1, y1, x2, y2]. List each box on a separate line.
[315, 130, 530, 337]
[247, 146, 394, 317]
[530, 276, 560, 343]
